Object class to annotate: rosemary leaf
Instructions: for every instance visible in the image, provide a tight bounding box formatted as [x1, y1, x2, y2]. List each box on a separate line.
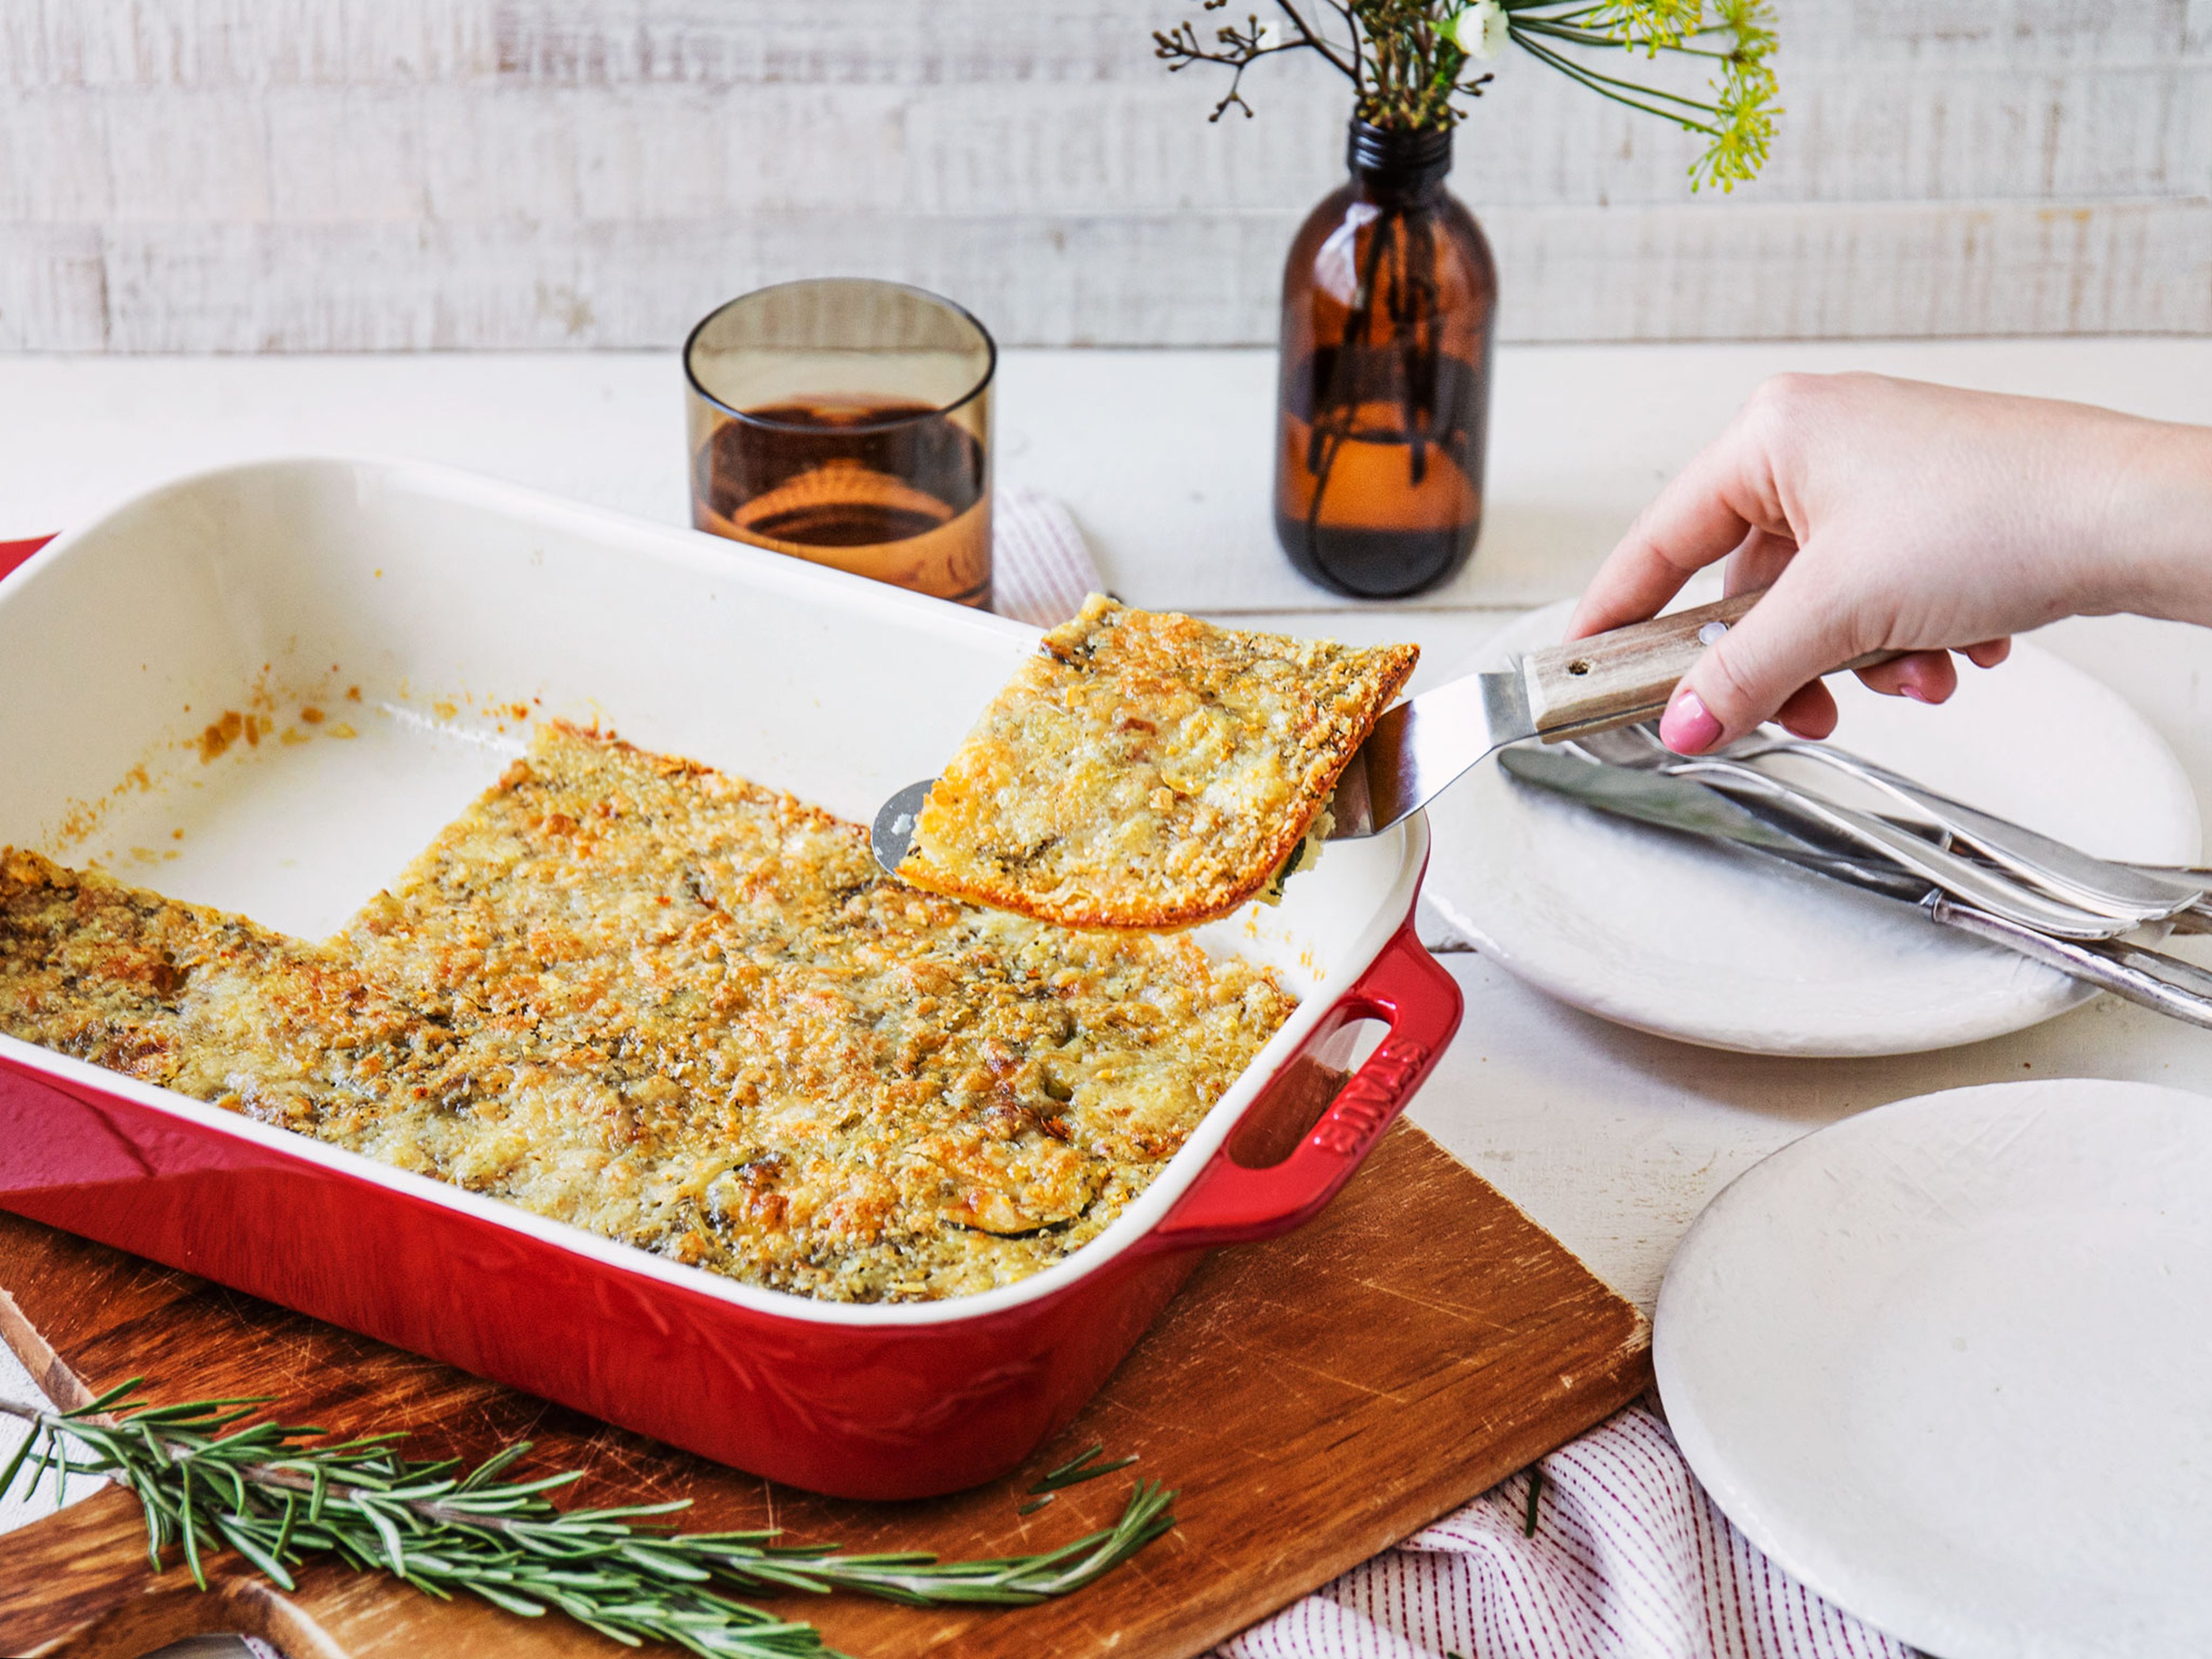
[1040, 1441, 1108, 1484]
[1031, 1442, 1141, 1494]
[177, 1459, 208, 1588]
[0, 1406, 39, 1502]
[73, 1374, 150, 1414]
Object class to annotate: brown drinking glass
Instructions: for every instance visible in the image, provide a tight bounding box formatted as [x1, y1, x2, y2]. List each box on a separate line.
[685, 279, 995, 607]
[1275, 121, 1498, 599]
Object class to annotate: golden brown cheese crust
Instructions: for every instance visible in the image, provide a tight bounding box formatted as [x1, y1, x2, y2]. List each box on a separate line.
[0, 725, 1296, 1302]
[898, 596, 1417, 929]
[0, 849, 441, 1119]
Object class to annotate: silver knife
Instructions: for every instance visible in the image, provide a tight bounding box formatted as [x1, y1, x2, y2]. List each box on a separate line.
[1502, 747, 2212, 1032]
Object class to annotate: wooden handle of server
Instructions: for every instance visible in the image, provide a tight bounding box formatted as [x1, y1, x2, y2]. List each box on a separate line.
[1522, 588, 1904, 740]
[1522, 590, 1763, 738]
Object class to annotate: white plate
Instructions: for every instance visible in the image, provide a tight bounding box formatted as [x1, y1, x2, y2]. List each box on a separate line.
[1655, 1078, 2212, 1658]
[1423, 600, 2203, 1055]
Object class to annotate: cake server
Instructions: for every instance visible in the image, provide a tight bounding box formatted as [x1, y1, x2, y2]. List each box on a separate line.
[873, 588, 1827, 873]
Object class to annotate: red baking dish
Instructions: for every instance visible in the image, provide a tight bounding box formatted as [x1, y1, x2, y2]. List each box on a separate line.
[0, 459, 1460, 1499]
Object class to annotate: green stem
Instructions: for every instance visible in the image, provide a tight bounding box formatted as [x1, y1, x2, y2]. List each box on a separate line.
[1511, 32, 1720, 130]
[1511, 31, 1721, 112]
[1511, 16, 1743, 58]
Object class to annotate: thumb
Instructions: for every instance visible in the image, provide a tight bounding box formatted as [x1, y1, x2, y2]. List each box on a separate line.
[1658, 571, 1858, 753]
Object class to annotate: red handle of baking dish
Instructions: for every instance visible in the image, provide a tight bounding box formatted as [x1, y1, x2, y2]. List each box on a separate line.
[1145, 920, 1463, 1252]
[0, 534, 55, 582]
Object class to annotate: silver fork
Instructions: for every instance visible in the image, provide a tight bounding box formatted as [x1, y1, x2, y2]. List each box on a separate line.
[1568, 724, 2158, 941]
[1592, 721, 2212, 925]
[1711, 730, 2211, 920]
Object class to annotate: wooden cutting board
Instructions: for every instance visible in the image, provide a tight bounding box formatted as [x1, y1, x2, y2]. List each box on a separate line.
[0, 1121, 1648, 1659]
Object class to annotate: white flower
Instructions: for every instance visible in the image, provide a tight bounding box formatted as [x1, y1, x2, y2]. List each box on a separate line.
[1444, 0, 1510, 60]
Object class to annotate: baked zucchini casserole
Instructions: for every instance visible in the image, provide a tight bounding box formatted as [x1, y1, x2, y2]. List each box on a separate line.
[898, 596, 1418, 929]
[0, 723, 1296, 1302]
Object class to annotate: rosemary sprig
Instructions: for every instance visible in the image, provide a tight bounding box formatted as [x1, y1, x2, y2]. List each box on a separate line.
[0, 1381, 1176, 1658]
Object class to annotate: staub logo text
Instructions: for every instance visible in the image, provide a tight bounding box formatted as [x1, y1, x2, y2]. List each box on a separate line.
[1310, 1039, 1430, 1155]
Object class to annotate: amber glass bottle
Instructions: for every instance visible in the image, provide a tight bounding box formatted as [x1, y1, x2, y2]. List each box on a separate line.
[1274, 121, 1498, 599]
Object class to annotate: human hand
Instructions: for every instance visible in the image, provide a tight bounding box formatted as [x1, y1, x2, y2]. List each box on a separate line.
[1565, 373, 2212, 752]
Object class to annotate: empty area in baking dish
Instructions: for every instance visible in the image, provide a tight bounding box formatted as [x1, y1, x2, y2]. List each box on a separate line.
[0, 459, 1418, 993]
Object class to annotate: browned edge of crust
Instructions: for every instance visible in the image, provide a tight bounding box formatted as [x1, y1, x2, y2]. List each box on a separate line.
[6, 847, 142, 910]
[899, 642, 1421, 931]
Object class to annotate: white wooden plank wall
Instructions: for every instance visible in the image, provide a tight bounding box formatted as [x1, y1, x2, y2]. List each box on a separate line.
[0, 0, 2206, 350]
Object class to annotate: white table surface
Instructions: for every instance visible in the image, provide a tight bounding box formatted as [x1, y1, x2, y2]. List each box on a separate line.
[5, 339, 2212, 1331]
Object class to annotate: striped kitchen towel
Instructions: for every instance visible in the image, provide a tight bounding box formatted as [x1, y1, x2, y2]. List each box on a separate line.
[1214, 1402, 1912, 1659]
[991, 486, 1103, 628]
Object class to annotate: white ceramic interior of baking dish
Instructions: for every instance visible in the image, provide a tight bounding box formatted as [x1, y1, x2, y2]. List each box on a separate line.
[0, 456, 1429, 1327]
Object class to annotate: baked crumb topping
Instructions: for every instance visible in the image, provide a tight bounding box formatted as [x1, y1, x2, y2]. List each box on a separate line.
[0, 722, 1295, 1302]
[897, 595, 1416, 929]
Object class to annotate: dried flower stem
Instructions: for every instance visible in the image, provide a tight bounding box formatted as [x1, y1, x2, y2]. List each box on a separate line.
[1156, 0, 1779, 190]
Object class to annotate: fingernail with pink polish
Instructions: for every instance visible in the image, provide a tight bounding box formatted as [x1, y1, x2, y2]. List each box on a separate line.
[1660, 687, 1722, 755]
[1902, 685, 1931, 704]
